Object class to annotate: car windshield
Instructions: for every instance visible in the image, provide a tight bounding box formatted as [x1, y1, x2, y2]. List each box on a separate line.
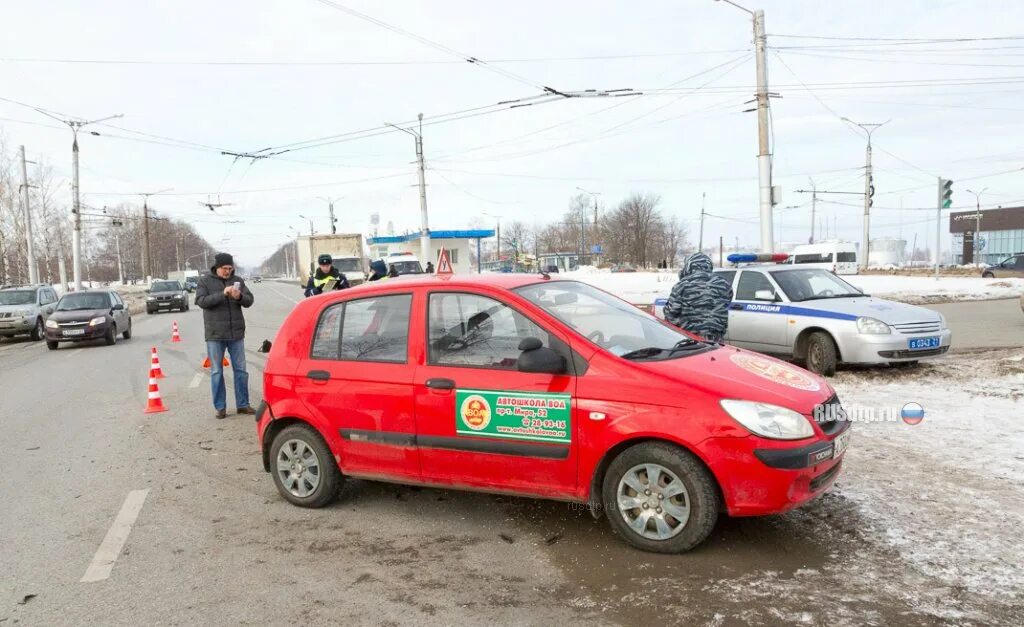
[152, 281, 180, 292]
[57, 293, 111, 311]
[770, 269, 865, 302]
[336, 258, 361, 272]
[515, 281, 713, 360]
[392, 261, 423, 274]
[0, 290, 36, 306]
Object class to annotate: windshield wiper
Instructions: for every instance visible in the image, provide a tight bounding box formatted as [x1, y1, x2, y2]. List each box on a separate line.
[815, 293, 865, 299]
[619, 347, 665, 360]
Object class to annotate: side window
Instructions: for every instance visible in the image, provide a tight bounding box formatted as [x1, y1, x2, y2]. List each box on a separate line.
[736, 272, 777, 301]
[449, 249, 459, 264]
[716, 271, 737, 295]
[428, 292, 550, 369]
[113, 293, 124, 306]
[37, 289, 48, 305]
[311, 294, 411, 363]
[1014, 255, 1024, 269]
[47, 290, 58, 304]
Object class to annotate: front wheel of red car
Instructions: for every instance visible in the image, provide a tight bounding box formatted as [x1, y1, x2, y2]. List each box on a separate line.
[602, 442, 719, 554]
[270, 425, 343, 508]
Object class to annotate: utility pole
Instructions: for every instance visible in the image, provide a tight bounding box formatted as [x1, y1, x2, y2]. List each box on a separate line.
[698, 191, 706, 251]
[576, 187, 600, 265]
[114, 223, 124, 285]
[19, 146, 38, 284]
[175, 239, 181, 272]
[719, 235, 724, 267]
[284, 245, 290, 278]
[386, 115, 431, 265]
[842, 117, 887, 269]
[136, 189, 170, 281]
[808, 177, 817, 244]
[35, 111, 123, 290]
[318, 196, 342, 234]
[966, 187, 987, 266]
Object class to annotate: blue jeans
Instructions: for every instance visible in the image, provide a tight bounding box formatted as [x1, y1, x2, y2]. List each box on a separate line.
[207, 339, 250, 411]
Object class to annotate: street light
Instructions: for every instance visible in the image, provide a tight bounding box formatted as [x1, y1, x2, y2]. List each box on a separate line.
[482, 212, 503, 267]
[385, 115, 430, 265]
[966, 187, 988, 266]
[576, 187, 601, 264]
[298, 214, 315, 236]
[317, 196, 343, 234]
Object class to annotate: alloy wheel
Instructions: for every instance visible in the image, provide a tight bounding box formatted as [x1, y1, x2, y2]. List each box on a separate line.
[616, 463, 691, 540]
[276, 439, 322, 498]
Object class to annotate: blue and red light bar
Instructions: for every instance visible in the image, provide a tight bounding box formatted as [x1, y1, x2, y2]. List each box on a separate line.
[726, 253, 789, 264]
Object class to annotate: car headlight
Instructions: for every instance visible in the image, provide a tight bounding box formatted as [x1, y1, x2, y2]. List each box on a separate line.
[89, 316, 106, 326]
[856, 316, 891, 335]
[720, 399, 815, 440]
[45, 319, 58, 329]
[146, 296, 156, 301]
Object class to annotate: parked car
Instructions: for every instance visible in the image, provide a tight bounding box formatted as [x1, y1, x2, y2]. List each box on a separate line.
[253, 276, 263, 283]
[0, 284, 59, 341]
[610, 264, 637, 273]
[382, 252, 425, 275]
[45, 289, 132, 349]
[256, 274, 848, 553]
[705, 265, 951, 375]
[184, 275, 200, 292]
[785, 242, 859, 275]
[981, 253, 1024, 278]
[146, 280, 189, 314]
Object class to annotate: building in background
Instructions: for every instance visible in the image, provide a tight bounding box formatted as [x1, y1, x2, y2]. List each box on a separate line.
[950, 206, 1024, 266]
[868, 237, 907, 267]
[367, 229, 495, 273]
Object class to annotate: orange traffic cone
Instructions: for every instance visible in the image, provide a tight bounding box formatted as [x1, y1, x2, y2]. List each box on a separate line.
[223, 356, 230, 367]
[201, 355, 211, 369]
[144, 374, 168, 414]
[171, 321, 181, 343]
[150, 347, 165, 379]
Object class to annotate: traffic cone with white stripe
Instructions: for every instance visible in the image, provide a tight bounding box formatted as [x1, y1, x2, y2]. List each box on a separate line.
[201, 354, 211, 369]
[171, 321, 181, 343]
[150, 347, 165, 379]
[144, 374, 168, 414]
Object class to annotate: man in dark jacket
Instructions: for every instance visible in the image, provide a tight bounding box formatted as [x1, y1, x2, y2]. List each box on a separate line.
[303, 253, 350, 297]
[367, 259, 388, 282]
[663, 252, 733, 343]
[195, 252, 255, 419]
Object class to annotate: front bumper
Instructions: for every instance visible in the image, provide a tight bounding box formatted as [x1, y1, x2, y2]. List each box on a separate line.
[45, 323, 109, 342]
[699, 427, 848, 516]
[836, 328, 952, 364]
[147, 298, 186, 309]
[0, 317, 36, 334]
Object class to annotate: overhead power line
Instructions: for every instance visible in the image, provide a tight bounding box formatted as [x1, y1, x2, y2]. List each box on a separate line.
[767, 34, 1024, 43]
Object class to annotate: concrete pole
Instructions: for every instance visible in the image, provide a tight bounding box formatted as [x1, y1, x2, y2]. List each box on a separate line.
[861, 139, 873, 269]
[115, 231, 124, 285]
[935, 178, 942, 280]
[329, 200, 337, 235]
[698, 191, 706, 251]
[19, 146, 38, 284]
[753, 9, 774, 253]
[416, 113, 431, 266]
[143, 197, 151, 281]
[71, 131, 82, 290]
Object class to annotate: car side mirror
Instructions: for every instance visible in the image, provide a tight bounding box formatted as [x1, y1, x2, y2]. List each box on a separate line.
[112, 303, 124, 310]
[517, 337, 566, 374]
[754, 289, 777, 302]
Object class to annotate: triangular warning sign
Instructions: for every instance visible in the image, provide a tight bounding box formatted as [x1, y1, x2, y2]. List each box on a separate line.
[436, 247, 453, 275]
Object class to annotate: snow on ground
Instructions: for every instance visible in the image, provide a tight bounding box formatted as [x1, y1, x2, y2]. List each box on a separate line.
[828, 350, 1024, 617]
[562, 268, 1024, 305]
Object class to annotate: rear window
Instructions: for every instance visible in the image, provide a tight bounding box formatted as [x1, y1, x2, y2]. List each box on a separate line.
[836, 252, 856, 263]
[794, 253, 833, 264]
[311, 294, 412, 363]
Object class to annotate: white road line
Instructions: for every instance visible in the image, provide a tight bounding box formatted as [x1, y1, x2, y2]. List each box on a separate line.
[189, 372, 203, 388]
[80, 489, 150, 583]
[263, 282, 300, 304]
[68, 348, 85, 357]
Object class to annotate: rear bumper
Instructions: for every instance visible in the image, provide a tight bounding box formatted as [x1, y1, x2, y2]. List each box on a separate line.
[699, 429, 847, 516]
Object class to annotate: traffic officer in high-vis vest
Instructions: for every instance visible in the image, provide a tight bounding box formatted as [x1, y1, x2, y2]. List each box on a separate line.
[303, 254, 350, 297]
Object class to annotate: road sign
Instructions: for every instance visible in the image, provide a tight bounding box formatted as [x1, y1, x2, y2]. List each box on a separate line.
[437, 247, 453, 275]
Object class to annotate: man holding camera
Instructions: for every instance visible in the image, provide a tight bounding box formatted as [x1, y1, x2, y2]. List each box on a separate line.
[195, 252, 255, 419]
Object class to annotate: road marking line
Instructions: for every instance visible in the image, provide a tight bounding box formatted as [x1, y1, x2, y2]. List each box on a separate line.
[68, 349, 85, 357]
[80, 489, 150, 583]
[189, 372, 203, 388]
[264, 282, 300, 304]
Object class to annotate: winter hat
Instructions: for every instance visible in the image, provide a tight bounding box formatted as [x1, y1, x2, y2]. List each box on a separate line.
[212, 252, 234, 271]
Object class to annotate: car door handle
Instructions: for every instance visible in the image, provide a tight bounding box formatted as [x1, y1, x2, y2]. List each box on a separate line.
[729, 303, 744, 311]
[425, 378, 456, 390]
[307, 370, 330, 382]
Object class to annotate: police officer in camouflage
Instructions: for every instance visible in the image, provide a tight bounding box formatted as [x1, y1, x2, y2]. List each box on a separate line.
[304, 254, 350, 298]
[663, 252, 733, 343]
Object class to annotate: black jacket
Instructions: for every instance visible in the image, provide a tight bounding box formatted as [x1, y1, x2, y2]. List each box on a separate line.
[303, 266, 349, 297]
[195, 271, 254, 341]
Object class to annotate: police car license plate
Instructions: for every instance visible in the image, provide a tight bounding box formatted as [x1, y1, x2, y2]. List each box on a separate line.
[832, 431, 851, 459]
[908, 336, 940, 350]
[63, 329, 85, 336]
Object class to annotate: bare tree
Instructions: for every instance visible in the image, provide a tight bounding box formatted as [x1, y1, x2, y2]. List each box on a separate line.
[601, 193, 664, 268]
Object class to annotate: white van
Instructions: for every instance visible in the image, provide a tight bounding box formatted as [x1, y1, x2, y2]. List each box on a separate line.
[383, 252, 424, 275]
[786, 242, 859, 275]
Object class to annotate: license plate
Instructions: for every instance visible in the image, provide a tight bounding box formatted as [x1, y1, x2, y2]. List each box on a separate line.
[832, 430, 851, 459]
[908, 336, 940, 350]
[63, 329, 85, 336]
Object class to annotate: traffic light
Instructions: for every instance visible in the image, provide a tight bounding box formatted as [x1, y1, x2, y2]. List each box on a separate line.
[939, 178, 953, 208]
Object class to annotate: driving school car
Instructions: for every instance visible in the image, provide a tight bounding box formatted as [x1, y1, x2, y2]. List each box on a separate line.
[712, 265, 951, 376]
[256, 274, 849, 553]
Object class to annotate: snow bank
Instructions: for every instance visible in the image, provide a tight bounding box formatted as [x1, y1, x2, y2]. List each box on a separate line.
[562, 269, 1024, 305]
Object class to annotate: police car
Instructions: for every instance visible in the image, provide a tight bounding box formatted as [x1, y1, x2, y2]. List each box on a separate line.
[707, 264, 951, 375]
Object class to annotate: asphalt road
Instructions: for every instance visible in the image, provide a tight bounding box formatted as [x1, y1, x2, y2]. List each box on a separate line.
[925, 297, 1024, 350]
[1, 285, 1020, 625]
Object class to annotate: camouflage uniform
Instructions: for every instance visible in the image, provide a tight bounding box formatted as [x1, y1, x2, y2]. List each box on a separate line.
[663, 253, 733, 342]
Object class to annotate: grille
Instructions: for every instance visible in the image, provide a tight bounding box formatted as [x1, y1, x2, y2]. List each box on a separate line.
[878, 346, 949, 359]
[0, 312, 11, 319]
[812, 393, 846, 436]
[810, 460, 842, 492]
[58, 321, 88, 327]
[893, 321, 941, 335]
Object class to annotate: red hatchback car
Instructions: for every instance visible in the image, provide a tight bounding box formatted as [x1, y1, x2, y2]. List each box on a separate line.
[257, 274, 850, 553]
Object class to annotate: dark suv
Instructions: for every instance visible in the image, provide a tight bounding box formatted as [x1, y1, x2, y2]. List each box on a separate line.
[0, 284, 59, 341]
[45, 290, 132, 349]
[147, 280, 190, 314]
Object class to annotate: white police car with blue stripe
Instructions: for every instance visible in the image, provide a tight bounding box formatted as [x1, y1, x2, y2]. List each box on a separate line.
[658, 265, 951, 376]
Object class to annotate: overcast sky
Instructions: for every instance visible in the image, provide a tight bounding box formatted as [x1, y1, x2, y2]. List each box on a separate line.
[2, 0, 1023, 266]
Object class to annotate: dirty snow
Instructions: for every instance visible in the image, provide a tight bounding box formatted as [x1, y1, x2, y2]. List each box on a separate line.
[562, 268, 1024, 305]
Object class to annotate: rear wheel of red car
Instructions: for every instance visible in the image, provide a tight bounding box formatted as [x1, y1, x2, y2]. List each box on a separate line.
[270, 424, 343, 508]
[805, 331, 838, 377]
[602, 442, 719, 554]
